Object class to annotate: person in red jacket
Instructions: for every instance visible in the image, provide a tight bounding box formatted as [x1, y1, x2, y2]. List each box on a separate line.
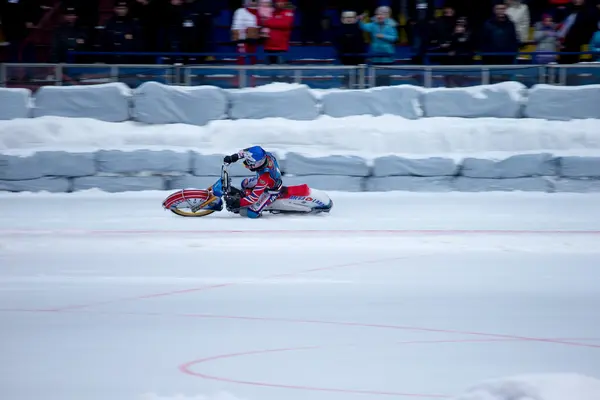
[261, 0, 295, 64]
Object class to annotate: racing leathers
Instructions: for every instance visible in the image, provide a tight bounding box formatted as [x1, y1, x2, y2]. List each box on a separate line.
[223, 146, 282, 218]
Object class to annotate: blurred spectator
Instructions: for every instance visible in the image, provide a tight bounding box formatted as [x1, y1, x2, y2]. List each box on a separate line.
[163, 0, 215, 63]
[446, 17, 474, 65]
[590, 21, 600, 60]
[436, 5, 458, 45]
[50, 6, 88, 63]
[533, 13, 559, 63]
[258, 0, 273, 39]
[558, 0, 597, 63]
[262, 0, 294, 64]
[1, 0, 28, 61]
[505, 0, 531, 45]
[333, 10, 366, 66]
[62, 0, 99, 31]
[358, 6, 398, 65]
[480, 3, 519, 64]
[430, 5, 458, 64]
[549, 0, 573, 22]
[443, 20, 475, 86]
[232, 0, 260, 64]
[102, 1, 141, 63]
[297, 0, 326, 44]
[129, 0, 161, 53]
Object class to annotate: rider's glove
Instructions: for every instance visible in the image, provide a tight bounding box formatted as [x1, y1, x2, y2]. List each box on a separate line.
[223, 153, 240, 164]
[225, 194, 241, 211]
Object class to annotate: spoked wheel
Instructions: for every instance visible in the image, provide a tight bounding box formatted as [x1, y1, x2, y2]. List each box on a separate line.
[163, 189, 222, 218]
[169, 207, 217, 217]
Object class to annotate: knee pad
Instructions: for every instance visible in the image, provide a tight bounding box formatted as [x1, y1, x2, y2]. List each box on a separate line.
[241, 177, 257, 190]
[239, 208, 261, 219]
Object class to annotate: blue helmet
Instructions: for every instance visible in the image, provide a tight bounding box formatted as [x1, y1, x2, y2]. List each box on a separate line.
[242, 146, 267, 171]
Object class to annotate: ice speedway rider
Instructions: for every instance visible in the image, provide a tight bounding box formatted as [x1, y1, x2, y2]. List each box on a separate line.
[209, 146, 283, 219]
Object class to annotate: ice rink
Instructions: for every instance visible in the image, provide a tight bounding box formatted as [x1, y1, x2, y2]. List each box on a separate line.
[1, 191, 600, 400]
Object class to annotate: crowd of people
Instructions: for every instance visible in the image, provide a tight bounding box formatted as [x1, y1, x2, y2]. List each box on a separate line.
[0, 0, 599, 65]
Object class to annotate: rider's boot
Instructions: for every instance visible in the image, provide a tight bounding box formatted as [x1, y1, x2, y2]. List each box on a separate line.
[205, 198, 223, 211]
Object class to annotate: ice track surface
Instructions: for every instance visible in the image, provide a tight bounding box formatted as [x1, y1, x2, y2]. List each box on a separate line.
[1, 191, 600, 400]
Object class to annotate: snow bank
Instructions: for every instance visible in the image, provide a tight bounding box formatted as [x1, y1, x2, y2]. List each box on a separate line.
[451, 373, 600, 400]
[2, 115, 600, 158]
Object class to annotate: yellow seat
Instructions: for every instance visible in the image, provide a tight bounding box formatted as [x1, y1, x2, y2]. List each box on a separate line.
[580, 44, 591, 60]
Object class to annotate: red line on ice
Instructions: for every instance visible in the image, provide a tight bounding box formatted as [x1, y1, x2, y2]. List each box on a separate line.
[179, 336, 600, 398]
[1, 229, 600, 236]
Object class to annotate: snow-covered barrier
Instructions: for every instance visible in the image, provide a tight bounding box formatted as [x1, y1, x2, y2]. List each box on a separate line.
[557, 156, 600, 178]
[453, 177, 552, 192]
[0, 88, 31, 120]
[0, 177, 71, 192]
[524, 84, 600, 120]
[373, 156, 459, 177]
[284, 153, 370, 177]
[422, 82, 525, 118]
[72, 176, 166, 192]
[95, 150, 190, 175]
[0, 152, 95, 180]
[132, 82, 227, 126]
[3, 150, 600, 193]
[192, 153, 252, 177]
[553, 178, 600, 192]
[460, 153, 557, 178]
[32, 83, 131, 122]
[366, 176, 454, 192]
[227, 85, 319, 120]
[319, 86, 422, 119]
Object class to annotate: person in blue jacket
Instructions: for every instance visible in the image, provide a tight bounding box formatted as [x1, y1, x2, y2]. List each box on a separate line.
[590, 22, 600, 62]
[358, 7, 398, 65]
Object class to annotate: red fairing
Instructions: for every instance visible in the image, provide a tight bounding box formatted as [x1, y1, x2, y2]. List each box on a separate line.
[240, 171, 278, 208]
[262, 8, 294, 51]
[281, 184, 310, 198]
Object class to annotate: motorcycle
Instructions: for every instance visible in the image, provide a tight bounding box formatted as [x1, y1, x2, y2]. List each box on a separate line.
[162, 163, 333, 217]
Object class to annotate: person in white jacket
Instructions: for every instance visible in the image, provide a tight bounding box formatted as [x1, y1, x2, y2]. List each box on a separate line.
[505, 0, 530, 45]
[232, 0, 260, 64]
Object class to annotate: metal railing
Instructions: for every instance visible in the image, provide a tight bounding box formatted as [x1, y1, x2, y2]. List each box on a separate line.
[2, 62, 600, 89]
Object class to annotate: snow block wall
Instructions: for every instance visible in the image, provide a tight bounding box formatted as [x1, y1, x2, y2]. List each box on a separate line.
[2, 81, 599, 123]
[1, 82, 600, 193]
[524, 84, 600, 120]
[227, 85, 320, 120]
[31, 83, 131, 122]
[0, 88, 31, 120]
[422, 82, 525, 118]
[131, 82, 227, 126]
[320, 86, 423, 119]
[2, 152, 600, 193]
